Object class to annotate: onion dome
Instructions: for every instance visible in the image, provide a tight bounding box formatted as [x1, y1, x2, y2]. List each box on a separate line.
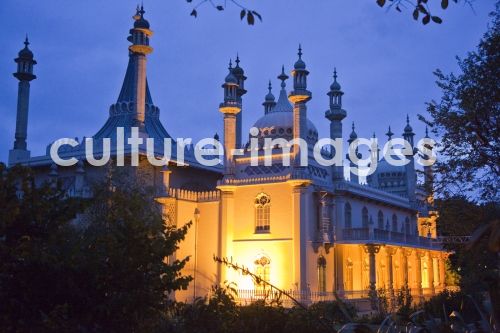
[330, 68, 341, 91]
[133, 5, 150, 29]
[404, 115, 413, 133]
[232, 54, 244, 76]
[265, 81, 275, 101]
[294, 44, 306, 70]
[18, 36, 34, 59]
[349, 122, 358, 141]
[225, 60, 238, 84]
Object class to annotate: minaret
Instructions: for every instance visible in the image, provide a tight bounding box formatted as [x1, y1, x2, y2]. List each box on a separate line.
[403, 115, 416, 203]
[288, 45, 312, 165]
[325, 68, 347, 180]
[219, 60, 241, 175]
[262, 81, 276, 114]
[9, 37, 37, 165]
[347, 122, 359, 184]
[232, 55, 247, 149]
[127, 5, 153, 129]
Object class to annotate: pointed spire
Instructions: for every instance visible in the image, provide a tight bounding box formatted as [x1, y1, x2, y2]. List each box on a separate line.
[24, 35, 29, 47]
[294, 44, 306, 70]
[404, 114, 414, 134]
[228, 58, 233, 70]
[425, 126, 429, 138]
[278, 65, 289, 88]
[386, 126, 394, 140]
[235, 53, 240, 67]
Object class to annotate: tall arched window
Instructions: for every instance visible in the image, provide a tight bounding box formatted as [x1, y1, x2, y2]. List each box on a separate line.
[392, 214, 398, 232]
[317, 256, 327, 293]
[255, 193, 271, 233]
[254, 255, 271, 290]
[362, 207, 369, 228]
[405, 217, 411, 235]
[377, 210, 384, 230]
[344, 203, 352, 229]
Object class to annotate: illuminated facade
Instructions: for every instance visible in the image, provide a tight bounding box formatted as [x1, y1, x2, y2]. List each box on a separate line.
[7, 7, 448, 307]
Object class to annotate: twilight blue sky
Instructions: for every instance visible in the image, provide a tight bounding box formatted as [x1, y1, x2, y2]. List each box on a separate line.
[0, 0, 496, 163]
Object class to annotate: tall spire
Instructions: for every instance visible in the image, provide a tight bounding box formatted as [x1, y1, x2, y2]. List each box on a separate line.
[9, 36, 37, 165]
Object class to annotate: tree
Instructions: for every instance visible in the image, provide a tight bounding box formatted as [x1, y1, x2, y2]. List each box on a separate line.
[77, 169, 192, 332]
[422, 4, 500, 202]
[0, 164, 193, 332]
[185, 0, 473, 25]
[0, 163, 84, 331]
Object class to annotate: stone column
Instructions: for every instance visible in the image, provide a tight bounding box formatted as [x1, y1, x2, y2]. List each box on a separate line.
[415, 250, 425, 299]
[402, 248, 413, 290]
[428, 252, 435, 294]
[385, 247, 397, 297]
[364, 244, 381, 309]
[439, 254, 447, 288]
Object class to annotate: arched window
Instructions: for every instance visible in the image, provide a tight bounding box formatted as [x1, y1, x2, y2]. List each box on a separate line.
[344, 203, 352, 229]
[317, 256, 327, 293]
[255, 193, 271, 233]
[377, 210, 384, 230]
[405, 217, 411, 235]
[254, 255, 271, 290]
[392, 214, 398, 232]
[362, 207, 369, 228]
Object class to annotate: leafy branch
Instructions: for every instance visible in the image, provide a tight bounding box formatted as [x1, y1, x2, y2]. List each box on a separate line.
[186, 0, 262, 25]
[377, 0, 475, 25]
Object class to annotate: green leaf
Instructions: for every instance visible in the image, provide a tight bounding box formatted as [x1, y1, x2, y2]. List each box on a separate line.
[190, 9, 197, 18]
[216, 5, 224, 11]
[247, 11, 255, 25]
[422, 14, 430, 25]
[441, 0, 449, 9]
[432, 16, 443, 24]
[376, 0, 386, 7]
[240, 9, 246, 20]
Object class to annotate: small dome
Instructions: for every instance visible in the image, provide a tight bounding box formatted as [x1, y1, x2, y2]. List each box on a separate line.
[404, 123, 413, 133]
[330, 81, 341, 91]
[294, 58, 306, 70]
[225, 72, 238, 84]
[18, 38, 33, 59]
[375, 158, 406, 176]
[134, 17, 150, 29]
[265, 91, 275, 101]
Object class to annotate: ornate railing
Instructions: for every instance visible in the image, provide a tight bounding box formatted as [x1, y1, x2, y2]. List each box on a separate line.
[339, 227, 442, 249]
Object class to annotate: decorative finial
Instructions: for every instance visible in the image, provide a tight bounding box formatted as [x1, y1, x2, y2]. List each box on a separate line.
[425, 126, 429, 138]
[386, 126, 394, 140]
[268, 80, 272, 93]
[372, 132, 376, 138]
[406, 114, 410, 124]
[24, 34, 29, 47]
[139, 2, 145, 16]
[235, 53, 240, 67]
[278, 65, 289, 88]
[298, 44, 302, 59]
[333, 67, 337, 81]
[228, 59, 232, 70]
[352, 122, 355, 131]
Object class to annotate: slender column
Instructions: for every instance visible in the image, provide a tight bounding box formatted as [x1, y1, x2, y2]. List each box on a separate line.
[223, 113, 238, 173]
[364, 244, 381, 309]
[385, 247, 397, 297]
[160, 165, 172, 195]
[402, 248, 413, 289]
[439, 254, 447, 288]
[428, 252, 435, 294]
[134, 54, 147, 124]
[415, 250, 425, 299]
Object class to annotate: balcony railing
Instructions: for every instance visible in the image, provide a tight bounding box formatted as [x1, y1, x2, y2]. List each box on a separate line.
[339, 227, 441, 249]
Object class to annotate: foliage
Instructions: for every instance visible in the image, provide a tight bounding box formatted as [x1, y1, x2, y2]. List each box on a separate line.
[0, 164, 192, 332]
[421, 4, 500, 202]
[436, 197, 499, 294]
[185, 0, 473, 25]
